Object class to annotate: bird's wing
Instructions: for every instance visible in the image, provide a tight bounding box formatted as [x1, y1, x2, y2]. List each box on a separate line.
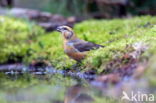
[73, 41, 104, 52]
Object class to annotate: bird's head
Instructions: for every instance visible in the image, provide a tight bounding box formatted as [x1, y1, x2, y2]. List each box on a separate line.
[56, 26, 75, 40]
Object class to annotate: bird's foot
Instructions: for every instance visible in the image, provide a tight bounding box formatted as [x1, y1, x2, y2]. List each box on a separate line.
[71, 62, 82, 72]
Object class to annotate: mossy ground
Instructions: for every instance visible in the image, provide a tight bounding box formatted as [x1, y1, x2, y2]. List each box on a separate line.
[1, 15, 156, 83]
[0, 16, 44, 64]
[1, 16, 156, 70]
[0, 16, 156, 103]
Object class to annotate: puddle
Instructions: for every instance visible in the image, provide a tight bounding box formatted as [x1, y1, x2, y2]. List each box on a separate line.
[0, 71, 116, 103]
[0, 64, 156, 103]
[0, 64, 113, 103]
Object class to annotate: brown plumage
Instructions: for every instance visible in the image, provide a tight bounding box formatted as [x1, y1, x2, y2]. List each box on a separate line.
[56, 25, 104, 62]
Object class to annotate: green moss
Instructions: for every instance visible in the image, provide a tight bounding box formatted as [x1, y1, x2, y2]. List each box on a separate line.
[1, 16, 156, 72]
[0, 16, 44, 63]
[27, 16, 156, 71]
[74, 16, 156, 71]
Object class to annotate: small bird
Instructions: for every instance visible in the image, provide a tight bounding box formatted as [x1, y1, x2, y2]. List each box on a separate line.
[56, 26, 104, 62]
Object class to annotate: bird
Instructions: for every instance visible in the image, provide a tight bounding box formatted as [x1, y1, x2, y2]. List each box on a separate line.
[56, 25, 104, 62]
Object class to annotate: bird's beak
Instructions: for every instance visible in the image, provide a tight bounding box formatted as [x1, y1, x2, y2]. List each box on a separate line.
[56, 27, 62, 32]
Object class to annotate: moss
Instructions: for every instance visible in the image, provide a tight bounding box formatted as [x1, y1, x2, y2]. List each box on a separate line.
[74, 16, 156, 71]
[27, 16, 156, 71]
[1, 16, 156, 71]
[0, 16, 44, 64]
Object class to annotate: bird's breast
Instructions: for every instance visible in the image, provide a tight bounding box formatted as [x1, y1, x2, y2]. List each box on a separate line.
[63, 41, 86, 61]
[64, 44, 76, 53]
[66, 51, 86, 62]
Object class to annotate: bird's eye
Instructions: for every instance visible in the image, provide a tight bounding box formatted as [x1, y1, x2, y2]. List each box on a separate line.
[62, 28, 67, 30]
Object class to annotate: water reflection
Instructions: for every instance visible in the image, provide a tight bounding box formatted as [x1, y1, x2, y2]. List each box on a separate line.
[64, 84, 94, 103]
[1, 64, 154, 103]
[0, 74, 96, 103]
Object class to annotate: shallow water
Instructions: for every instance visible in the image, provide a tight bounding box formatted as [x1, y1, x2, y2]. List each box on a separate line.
[0, 64, 116, 103]
[0, 64, 156, 103]
[0, 74, 118, 103]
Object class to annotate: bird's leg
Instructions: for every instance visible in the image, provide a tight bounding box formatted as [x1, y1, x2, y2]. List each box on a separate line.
[71, 61, 82, 71]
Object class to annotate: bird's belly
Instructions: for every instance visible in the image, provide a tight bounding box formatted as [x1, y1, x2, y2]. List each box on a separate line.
[64, 44, 86, 61]
[66, 52, 86, 61]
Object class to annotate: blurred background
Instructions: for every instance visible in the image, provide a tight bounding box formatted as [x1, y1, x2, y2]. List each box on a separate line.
[1, 0, 156, 31]
[1, 0, 156, 18]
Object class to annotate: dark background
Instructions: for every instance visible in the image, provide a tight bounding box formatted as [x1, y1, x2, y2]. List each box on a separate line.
[1, 0, 156, 19]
